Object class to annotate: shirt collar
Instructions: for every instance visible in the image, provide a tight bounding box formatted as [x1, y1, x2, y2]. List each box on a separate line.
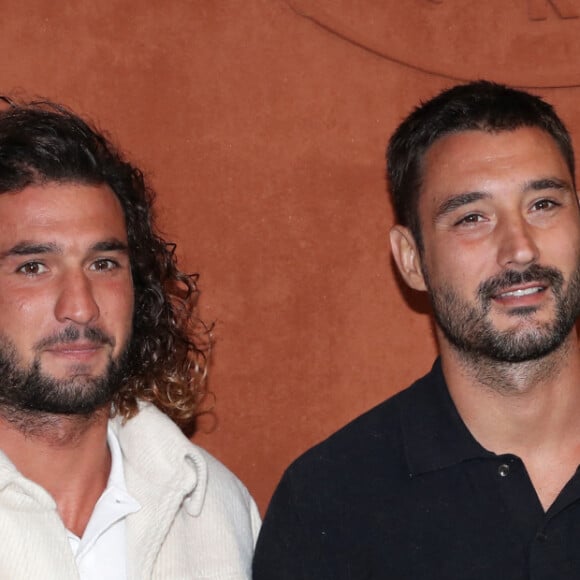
[106, 424, 140, 504]
[67, 426, 140, 558]
[111, 404, 205, 515]
[398, 358, 493, 477]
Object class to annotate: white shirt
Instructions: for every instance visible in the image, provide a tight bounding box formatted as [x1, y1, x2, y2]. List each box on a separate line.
[66, 426, 141, 580]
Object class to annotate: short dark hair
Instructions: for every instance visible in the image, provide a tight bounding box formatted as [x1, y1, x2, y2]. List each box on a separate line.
[0, 97, 209, 430]
[387, 80, 575, 247]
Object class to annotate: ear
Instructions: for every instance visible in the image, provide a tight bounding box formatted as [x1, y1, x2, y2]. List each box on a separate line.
[389, 225, 427, 292]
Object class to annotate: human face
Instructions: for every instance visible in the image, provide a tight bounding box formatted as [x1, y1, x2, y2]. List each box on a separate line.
[392, 127, 580, 363]
[0, 182, 134, 414]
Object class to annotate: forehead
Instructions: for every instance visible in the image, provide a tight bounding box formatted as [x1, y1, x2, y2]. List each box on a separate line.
[0, 182, 128, 244]
[419, 127, 572, 203]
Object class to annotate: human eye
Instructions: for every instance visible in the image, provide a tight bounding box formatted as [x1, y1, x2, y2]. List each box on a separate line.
[454, 213, 486, 226]
[16, 261, 48, 276]
[531, 198, 560, 212]
[90, 258, 119, 272]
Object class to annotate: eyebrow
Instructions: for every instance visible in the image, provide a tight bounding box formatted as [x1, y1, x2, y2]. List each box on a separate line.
[2, 241, 60, 258]
[91, 239, 129, 253]
[522, 177, 571, 192]
[434, 191, 491, 221]
[0, 238, 129, 259]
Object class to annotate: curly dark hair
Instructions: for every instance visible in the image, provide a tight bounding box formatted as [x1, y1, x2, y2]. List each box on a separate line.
[0, 96, 209, 430]
[387, 80, 576, 250]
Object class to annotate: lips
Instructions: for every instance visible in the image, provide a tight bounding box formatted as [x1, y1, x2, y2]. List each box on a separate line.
[35, 326, 115, 352]
[495, 285, 546, 299]
[479, 265, 564, 303]
[43, 342, 105, 361]
[46, 341, 102, 351]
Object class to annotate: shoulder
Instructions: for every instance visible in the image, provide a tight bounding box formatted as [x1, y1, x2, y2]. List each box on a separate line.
[284, 393, 405, 490]
[186, 442, 262, 546]
[280, 363, 441, 494]
[114, 404, 261, 537]
[194, 443, 258, 514]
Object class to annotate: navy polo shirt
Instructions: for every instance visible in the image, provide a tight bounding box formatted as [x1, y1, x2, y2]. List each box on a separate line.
[253, 360, 580, 579]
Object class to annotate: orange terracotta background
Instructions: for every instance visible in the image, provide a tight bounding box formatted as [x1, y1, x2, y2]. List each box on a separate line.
[4, 0, 580, 513]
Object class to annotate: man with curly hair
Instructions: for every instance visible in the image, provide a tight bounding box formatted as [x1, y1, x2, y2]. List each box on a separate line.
[0, 97, 260, 579]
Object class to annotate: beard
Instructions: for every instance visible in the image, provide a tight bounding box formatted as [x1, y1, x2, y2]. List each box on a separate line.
[0, 325, 130, 416]
[426, 262, 580, 363]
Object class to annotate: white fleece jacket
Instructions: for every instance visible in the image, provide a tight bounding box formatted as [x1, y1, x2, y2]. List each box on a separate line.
[0, 404, 261, 579]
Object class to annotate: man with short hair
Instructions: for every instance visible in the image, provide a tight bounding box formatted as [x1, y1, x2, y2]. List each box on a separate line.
[0, 98, 260, 579]
[253, 81, 580, 579]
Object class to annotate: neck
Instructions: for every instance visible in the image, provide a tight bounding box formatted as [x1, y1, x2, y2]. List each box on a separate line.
[453, 339, 569, 396]
[440, 332, 580, 446]
[440, 331, 580, 510]
[0, 406, 112, 536]
[0, 404, 107, 445]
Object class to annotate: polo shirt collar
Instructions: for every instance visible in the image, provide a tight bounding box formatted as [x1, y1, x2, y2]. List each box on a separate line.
[398, 358, 493, 477]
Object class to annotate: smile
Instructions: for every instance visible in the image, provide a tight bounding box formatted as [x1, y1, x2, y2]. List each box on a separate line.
[497, 286, 545, 298]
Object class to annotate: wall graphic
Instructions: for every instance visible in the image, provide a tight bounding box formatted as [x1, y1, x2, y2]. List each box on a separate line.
[287, 0, 580, 87]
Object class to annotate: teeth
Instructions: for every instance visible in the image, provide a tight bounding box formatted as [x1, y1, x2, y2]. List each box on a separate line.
[500, 287, 543, 298]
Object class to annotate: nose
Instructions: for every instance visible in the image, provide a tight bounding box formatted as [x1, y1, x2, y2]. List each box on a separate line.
[496, 216, 539, 269]
[54, 270, 100, 325]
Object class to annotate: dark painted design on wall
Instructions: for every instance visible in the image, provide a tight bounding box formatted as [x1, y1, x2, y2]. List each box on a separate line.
[286, 0, 580, 88]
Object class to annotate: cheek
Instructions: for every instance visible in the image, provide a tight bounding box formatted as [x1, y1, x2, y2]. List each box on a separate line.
[0, 295, 54, 358]
[0, 290, 54, 328]
[118, 284, 135, 337]
[97, 280, 134, 330]
[113, 277, 134, 310]
[423, 244, 491, 294]
[535, 227, 580, 272]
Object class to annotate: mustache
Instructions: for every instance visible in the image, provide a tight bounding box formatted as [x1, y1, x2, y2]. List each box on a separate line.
[34, 326, 115, 350]
[478, 264, 564, 301]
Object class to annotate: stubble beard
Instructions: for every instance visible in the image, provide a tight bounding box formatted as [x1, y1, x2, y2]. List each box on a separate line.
[0, 326, 130, 421]
[426, 262, 580, 365]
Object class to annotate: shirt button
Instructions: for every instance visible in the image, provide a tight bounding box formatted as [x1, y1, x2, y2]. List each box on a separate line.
[498, 463, 510, 477]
